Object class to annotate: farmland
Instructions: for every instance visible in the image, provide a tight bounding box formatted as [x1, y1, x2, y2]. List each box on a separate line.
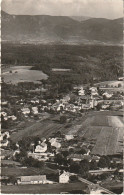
[1, 166, 58, 177]
[1, 182, 87, 194]
[78, 111, 124, 156]
[10, 110, 124, 156]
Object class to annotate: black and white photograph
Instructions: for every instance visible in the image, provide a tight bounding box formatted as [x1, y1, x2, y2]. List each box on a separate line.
[1, 0, 124, 194]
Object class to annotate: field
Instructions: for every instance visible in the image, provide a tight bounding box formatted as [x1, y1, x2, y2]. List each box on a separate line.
[10, 111, 123, 156]
[1, 166, 58, 177]
[78, 111, 124, 155]
[2, 65, 48, 84]
[1, 182, 87, 194]
[10, 114, 84, 142]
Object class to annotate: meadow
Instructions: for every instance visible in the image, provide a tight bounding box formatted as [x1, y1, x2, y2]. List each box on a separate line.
[2, 66, 48, 84]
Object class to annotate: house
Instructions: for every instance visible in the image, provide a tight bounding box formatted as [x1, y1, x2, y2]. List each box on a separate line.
[1, 140, 9, 147]
[32, 107, 38, 115]
[1, 101, 8, 106]
[118, 77, 124, 81]
[59, 171, 70, 183]
[49, 138, 61, 148]
[17, 175, 46, 185]
[90, 87, 98, 96]
[8, 115, 17, 121]
[103, 92, 113, 99]
[65, 135, 74, 141]
[35, 142, 47, 153]
[78, 87, 85, 96]
[21, 107, 30, 115]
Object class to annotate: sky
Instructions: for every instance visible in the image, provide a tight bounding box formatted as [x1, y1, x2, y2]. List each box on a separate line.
[1, 0, 123, 19]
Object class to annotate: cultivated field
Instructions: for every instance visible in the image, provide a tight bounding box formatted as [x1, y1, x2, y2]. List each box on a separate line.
[1, 182, 87, 194]
[78, 111, 124, 155]
[1, 166, 58, 177]
[11, 111, 123, 156]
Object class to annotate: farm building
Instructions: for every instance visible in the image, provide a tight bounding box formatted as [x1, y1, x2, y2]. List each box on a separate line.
[17, 175, 46, 185]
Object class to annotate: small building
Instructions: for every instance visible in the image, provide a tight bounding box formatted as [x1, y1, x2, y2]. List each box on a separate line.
[78, 87, 85, 96]
[59, 171, 70, 183]
[35, 142, 47, 153]
[17, 175, 46, 185]
[32, 107, 38, 115]
[49, 138, 61, 149]
[65, 135, 74, 141]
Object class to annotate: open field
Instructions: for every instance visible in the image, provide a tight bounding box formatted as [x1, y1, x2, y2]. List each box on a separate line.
[1, 182, 87, 194]
[10, 111, 123, 156]
[78, 111, 124, 155]
[11, 117, 66, 142]
[2, 65, 48, 84]
[10, 114, 85, 142]
[1, 166, 58, 177]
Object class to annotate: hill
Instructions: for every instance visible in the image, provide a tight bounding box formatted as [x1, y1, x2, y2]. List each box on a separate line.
[1, 11, 123, 44]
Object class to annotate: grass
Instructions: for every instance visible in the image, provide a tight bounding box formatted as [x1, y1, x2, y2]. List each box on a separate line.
[2, 66, 48, 84]
[1, 182, 87, 194]
[1, 166, 58, 177]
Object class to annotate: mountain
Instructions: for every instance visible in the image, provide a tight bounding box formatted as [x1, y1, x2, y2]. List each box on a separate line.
[1, 11, 123, 44]
[69, 16, 91, 22]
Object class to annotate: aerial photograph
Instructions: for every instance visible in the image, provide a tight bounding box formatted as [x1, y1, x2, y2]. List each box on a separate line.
[1, 0, 124, 194]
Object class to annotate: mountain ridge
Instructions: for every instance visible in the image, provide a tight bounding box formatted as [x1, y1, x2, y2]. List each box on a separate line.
[1, 10, 123, 44]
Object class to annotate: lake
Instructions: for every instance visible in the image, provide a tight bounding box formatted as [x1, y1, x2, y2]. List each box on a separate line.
[2, 66, 48, 84]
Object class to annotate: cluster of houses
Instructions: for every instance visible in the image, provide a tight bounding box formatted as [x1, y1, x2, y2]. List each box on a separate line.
[1, 80, 123, 125]
[0, 131, 10, 147]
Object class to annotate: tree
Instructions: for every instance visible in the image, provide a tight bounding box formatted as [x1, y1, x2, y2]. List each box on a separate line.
[8, 176, 17, 185]
[98, 156, 110, 168]
[77, 148, 86, 155]
[70, 162, 80, 174]
[90, 160, 97, 170]
[55, 153, 63, 165]
[118, 83, 122, 88]
[70, 175, 78, 182]
[60, 115, 67, 124]
[80, 159, 90, 176]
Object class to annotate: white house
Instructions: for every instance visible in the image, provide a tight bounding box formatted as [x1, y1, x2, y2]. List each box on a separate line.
[78, 87, 85, 96]
[49, 138, 61, 148]
[1, 140, 9, 147]
[59, 171, 70, 183]
[90, 87, 98, 96]
[8, 115, 17, 121]
[35, 142, 47, 153]
[21, 107, 30, 115]
[103, 92, 113, 99]
[32, 107, 38, 115]
[65, 134, 74, 140]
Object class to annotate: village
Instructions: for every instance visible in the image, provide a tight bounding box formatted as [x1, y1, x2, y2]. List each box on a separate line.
[1, 76, 124, 194]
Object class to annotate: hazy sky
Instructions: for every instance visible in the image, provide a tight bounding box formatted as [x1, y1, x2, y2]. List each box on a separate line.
[1, 0, 123, 19]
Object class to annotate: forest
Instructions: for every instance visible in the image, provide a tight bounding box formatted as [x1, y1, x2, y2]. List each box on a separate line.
[2, 43, 123, 94]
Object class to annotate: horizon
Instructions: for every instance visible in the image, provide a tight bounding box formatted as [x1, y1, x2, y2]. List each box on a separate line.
[2, 0, 123, 20]
[2, 10, 122, 20]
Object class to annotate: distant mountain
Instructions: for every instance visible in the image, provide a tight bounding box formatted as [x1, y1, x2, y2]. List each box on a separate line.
[69, 16, 91, 22]
[1, 11, 123, 44]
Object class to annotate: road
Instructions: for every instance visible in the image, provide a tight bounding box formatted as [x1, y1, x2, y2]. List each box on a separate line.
[78, 176, 115, 194]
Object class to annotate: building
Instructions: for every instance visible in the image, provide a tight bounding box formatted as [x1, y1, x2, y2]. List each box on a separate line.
[65, 134, 74, 140]
[17, 175, 46, 185]
[78, 87, 85, 96]
[35, 142, 47, 153]
[49, 138, 61, 148]
[59, 171, 70, 183]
